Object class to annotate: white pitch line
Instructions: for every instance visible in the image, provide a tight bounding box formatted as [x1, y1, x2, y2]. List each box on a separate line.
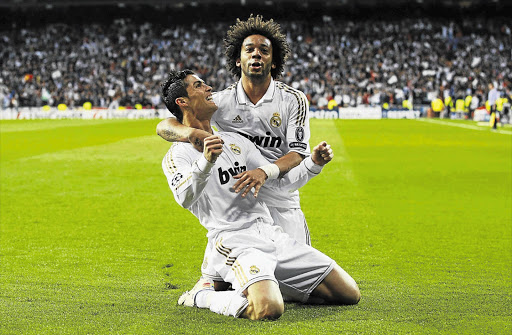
[416, 118, 512, 135]
[322, 119, 358, 187]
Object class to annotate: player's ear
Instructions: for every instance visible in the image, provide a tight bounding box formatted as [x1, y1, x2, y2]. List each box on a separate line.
[236, 58, 241, 67]
[175, 97, 188, 107]
[271, 63, 276, 69]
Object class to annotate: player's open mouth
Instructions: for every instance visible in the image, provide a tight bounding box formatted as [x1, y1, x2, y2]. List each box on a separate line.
[206, 95, 213, 101]
[251, 62, 262, 70]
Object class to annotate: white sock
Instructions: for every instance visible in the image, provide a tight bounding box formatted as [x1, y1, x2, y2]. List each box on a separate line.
[195, 290, 213, 309]
[196, 290, 248, 318]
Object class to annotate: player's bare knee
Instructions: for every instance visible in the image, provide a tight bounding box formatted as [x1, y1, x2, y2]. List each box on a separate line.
[333, 265, 361, 304]
[244, 280, 284, 320]
[332, 280, 360, 305]
[315, 266, 361, 305]
[252, 299, 284, 320]
[246, 296, 284, 321]
[344, 284, 361, 305]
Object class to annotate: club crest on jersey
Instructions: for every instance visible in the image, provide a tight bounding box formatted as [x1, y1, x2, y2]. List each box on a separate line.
[295, 126, 305, 142]
[229, 144, 241, 155]
[270, 112, 282, 128]
[250, 266, 260, 274]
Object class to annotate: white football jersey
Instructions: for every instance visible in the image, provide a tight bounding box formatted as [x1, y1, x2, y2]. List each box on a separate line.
[212, 79, 311, 208]
[162, 132, 322, 238]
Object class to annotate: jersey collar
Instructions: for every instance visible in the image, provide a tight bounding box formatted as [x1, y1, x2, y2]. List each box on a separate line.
[236, 78, 276, 107]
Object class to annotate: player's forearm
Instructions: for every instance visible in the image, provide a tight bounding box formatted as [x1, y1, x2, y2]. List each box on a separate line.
[156, 118, 192, 142]
[268, 157, 322, 191]
[274, 151, 305, 178]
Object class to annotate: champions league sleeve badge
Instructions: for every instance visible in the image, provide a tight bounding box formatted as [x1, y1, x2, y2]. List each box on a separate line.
[295, 126, 305, 142]
[270, 112, 282, 127]
[289, 127, 307, 150]
[171, 173, 183, 187]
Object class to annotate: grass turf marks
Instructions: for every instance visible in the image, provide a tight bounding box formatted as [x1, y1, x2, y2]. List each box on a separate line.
[1, 119, 510, 334]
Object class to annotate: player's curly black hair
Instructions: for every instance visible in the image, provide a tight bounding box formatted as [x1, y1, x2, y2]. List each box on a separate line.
[224, 14, 290, 79]
[161, 69, 195, 123]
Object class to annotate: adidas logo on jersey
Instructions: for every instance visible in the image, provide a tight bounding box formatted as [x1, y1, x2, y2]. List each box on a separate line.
[232, 115, 243, 123]
[238, 131, 282, 148]
[218, 162, 247, 185]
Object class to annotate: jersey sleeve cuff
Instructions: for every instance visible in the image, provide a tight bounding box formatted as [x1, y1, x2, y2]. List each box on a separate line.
[195, 155, 215, 174]
[304, 156, 323, 174]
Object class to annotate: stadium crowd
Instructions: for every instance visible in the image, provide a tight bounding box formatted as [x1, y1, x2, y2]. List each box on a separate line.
[0, 12, 510, 111]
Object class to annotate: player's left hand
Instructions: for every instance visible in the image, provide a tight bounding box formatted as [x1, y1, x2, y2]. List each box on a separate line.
[233, 169, 267, 198]
[311, 141, 333, 166]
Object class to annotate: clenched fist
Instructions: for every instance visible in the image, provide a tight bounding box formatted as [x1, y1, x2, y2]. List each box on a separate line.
[311, 141, 333, 166]
[203, 135, 224, 163]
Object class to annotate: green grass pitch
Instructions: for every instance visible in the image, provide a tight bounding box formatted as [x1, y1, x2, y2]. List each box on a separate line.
[0, 118, 510, 334]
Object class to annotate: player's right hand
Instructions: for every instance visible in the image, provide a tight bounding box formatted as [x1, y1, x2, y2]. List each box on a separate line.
[203, 135, 223, 163]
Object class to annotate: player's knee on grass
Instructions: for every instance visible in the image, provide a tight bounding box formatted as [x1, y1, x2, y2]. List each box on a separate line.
[245, 296, 284, 321]
[311, 264, 361, 305]
[243, 280, 284, 320]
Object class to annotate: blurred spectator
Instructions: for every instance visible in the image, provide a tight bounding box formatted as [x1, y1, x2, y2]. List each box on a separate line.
[488, 82, 499, 129]
[0, 11, 510, 109]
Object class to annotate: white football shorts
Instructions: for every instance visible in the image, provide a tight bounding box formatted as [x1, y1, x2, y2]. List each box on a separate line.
[201, 219, 334, 302]
[268, 206, 311, 246]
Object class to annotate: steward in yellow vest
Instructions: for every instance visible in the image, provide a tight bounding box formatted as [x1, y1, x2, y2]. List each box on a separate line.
[431, 98, 444, 117]
[464, 95, 472, 112]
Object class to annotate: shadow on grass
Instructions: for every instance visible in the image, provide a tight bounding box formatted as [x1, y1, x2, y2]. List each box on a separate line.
[282, 302, 360, 322]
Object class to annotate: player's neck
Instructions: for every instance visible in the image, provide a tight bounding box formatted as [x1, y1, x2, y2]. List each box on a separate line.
[182, 116, 213, 135]
[241, 75, 271, 105]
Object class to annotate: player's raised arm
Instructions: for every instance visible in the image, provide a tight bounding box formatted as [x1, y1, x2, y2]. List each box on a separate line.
[156, 117, 211, 152]
[273, 151, 305, 177]
[267, 141, 332, 192]
[233, 141, 333, 198]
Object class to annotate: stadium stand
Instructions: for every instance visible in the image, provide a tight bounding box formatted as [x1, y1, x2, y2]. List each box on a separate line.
[0, 1, 510, 112]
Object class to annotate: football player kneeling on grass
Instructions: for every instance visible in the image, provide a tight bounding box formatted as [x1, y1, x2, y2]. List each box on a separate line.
[161, 70, 360, 320]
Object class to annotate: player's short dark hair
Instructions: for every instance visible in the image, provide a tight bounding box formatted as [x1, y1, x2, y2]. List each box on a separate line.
[225, 14, 290, 79]
[161, 69, 195, 122]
